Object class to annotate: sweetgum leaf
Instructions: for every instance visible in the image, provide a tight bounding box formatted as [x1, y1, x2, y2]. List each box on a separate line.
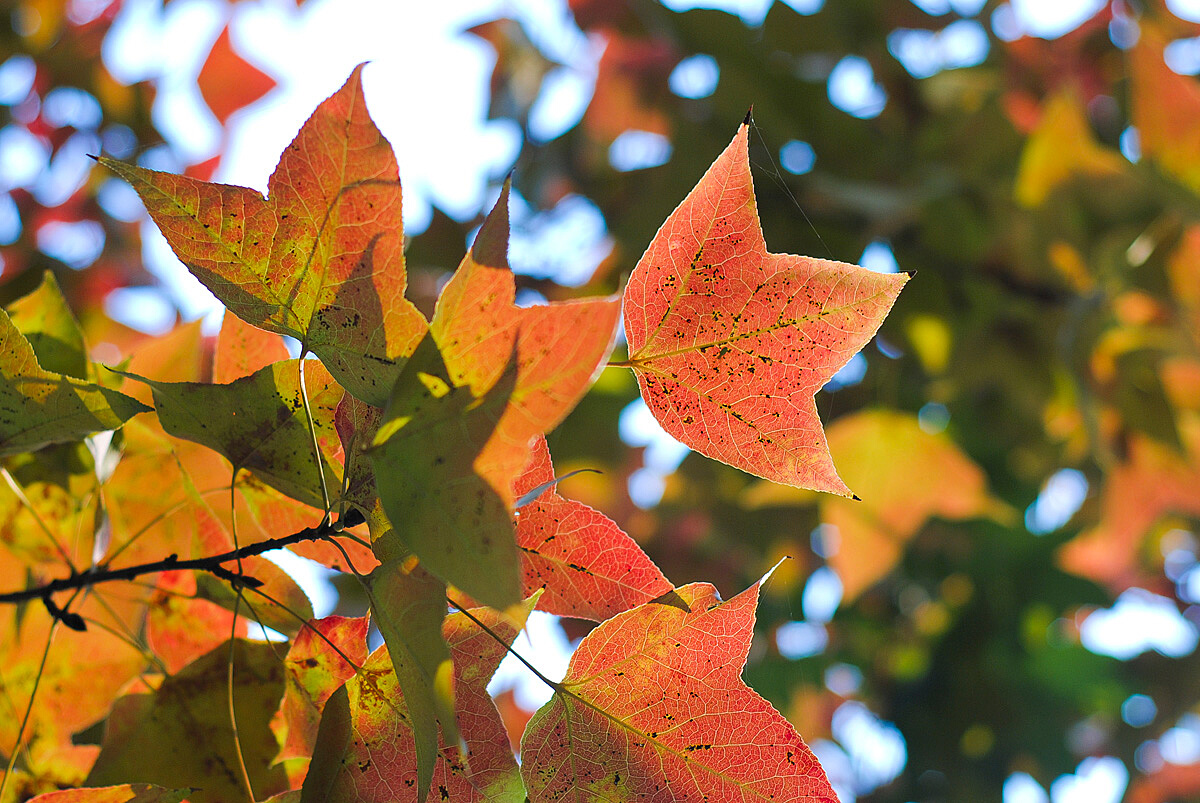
[521, 581, 836, 803]
[87, 640, 288, 803]
[363, 551, 454, 802]
[0, 308, 149, 457]
[118, 359, 342, 510]
[98, 65, 427, 406]
[514, 435, 672, 620]
[622, 124, 908, 496]
[431, 183, 620, 503]
[7, 271, 88, 379]
[303, 602, 527, 803]
[25, 784, 192, 803]
[370, 333, 521, 608]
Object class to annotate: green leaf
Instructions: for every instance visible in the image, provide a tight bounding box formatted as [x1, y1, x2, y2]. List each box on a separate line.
[0, 308, 150, 458]
[364, 546, 454, 803]
[370, 333, 521, 608]
[87, 640, 287, 803]
[117, 359, 342, 510]
[7, 271, 87, 380]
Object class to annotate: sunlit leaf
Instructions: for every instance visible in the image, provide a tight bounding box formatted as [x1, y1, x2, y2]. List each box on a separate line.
[521, 580, 836, 803]
[7, 271, 88, 379]
[25, 783, 191, 803]
[197, 24, 276, 124]
[213, 311, 291, 384]
[622, 124, 908, 496]
[99, 66, 427, 406]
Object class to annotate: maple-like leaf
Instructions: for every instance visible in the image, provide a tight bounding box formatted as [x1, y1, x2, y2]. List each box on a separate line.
[301, 602, 527, 803]
[7, 271, 88, 379]
[99, 65, 427, 406]
[119, 359, 342, 510]
[25, 784, 191, 803]
[822, 410, 1003, 601]
[622, 124, 908, 496]
[370, 333, 521, 608]
[431, 184, 621, 503]
[1013, 87, 1124, 207]
[0, 308, 149, 457]
[197, 24, 276, 124]
[514, 435, 672, 620]
[521, 580, 836, 803]
[363, 547, 455, 802]
[275, 615, 369, 767]
[88, 640, 288, 803]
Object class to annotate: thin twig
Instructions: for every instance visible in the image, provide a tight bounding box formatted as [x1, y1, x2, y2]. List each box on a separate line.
[447, 594, 560, 692]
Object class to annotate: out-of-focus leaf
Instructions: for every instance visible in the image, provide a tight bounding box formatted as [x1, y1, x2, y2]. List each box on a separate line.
[197, 24, 276, 124]
[7, 271, 88, 379]
[1131, 25, 1200, 193]
[213, 311, 291, 384]
[1014, 88, 1124, 207]
[25, 784, 191, 803]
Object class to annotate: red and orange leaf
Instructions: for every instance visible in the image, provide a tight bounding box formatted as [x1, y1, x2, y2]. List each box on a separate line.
[1131, 25, 1200, 193]
[197, 24, 276, 124]
[431, 184, 621, 503]
[214, 311, 291, 383]
[146, 569, 246, 674]
[275, 615, 369, 766]
[99, 66, 427, 406]
[304, 603, 526, 803]
[514, 435, 671, 620]
[1060, 420, 1200, 591]
[622, 124, 908, 496]
[26, 784, 191, 803]
[520, 580, 836, 803]
[822, 411, 1002, 601]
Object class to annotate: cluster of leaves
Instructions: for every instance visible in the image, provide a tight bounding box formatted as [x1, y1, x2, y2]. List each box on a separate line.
[464, 0, 1200, 799]
[0, 58, 905, 802]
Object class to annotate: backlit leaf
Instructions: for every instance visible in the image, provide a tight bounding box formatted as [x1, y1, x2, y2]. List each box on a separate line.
[305, 602, 527, 803]
[431, 185, 621, 503]
[514, 435, 672, 620]
[197, 24, 276, 124]
[521, 580, 836, 803]
[99, 66, 427, 406]
[213, 311, 291, 384]
[0, 308, 150, 457]
[622, 124, 908, 496]
[371, 333, 521, 608]
[7, 271, 88, 379]
[120, 359, 342, 510]
[25, 784, 191, 803]
[87, 640, 288, 803]
[1131, 25, 1200, 193]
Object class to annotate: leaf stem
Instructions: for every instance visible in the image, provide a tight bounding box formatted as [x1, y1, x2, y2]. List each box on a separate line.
[227, 598, 256, 803]
[297, 355, 332, 520]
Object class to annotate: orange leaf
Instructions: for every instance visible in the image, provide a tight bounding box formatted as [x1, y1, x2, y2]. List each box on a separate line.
[514, 435, 671, 620]
[1131, 25, 1200, 193]
[520, 580, 836, 803]
[431, 184, 621, 503]
[100, 66, 427, 406]
[623, 124, 908, 496]
[197, 24, 276, 124]
[213, 311, 291, 383]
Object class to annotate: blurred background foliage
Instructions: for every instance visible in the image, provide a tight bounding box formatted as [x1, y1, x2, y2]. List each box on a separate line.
[6, 0, 1200, 800]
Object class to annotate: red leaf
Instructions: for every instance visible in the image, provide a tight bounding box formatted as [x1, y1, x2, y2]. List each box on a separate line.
[521, 580, 836, 803]
[431, 184, 621, 503]
[197, 24, 276, 124]
[514, 435, 671, 620]
[623, 124, 909, 496]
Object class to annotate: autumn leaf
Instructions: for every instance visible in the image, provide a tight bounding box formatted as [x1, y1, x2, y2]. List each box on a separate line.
[514, 435, 672, 620]
[363, 547, 455, 802]
[823, 410, 1003, 601]
[0, 307, 150, 457]
[146, 569, 247, 674]
[7, 271, 88, 379]
[622, 124, 908, 496]
[25, 784, 191, 803]
[197, 24, 276, 124]
[99, 65, 427, 406]
[370, 333, 521, 608]
[1013, 87, 1124, 207]
[118, 359, 342, 510]
[87, 640, 288, 803]
[275, 615, 369, 767]
[431, 183, 621, 503]
[520, 579, 837, 803]
[1131, 25, 1200, 193]
[213, 311, 292, 384]
[301, 602, 527, 803]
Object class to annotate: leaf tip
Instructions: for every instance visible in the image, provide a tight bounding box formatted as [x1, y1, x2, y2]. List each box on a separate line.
[851, 493, 862, 502]
[742, 106, 754, 127]
[902, 269, 917, 279]
[471, 184, 511, 270]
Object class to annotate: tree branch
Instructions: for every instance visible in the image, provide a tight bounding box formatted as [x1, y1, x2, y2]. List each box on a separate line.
[0, 511, 364, 606]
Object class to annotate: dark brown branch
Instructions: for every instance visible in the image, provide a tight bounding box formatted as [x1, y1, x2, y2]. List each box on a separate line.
[0, 514, 359, 606]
